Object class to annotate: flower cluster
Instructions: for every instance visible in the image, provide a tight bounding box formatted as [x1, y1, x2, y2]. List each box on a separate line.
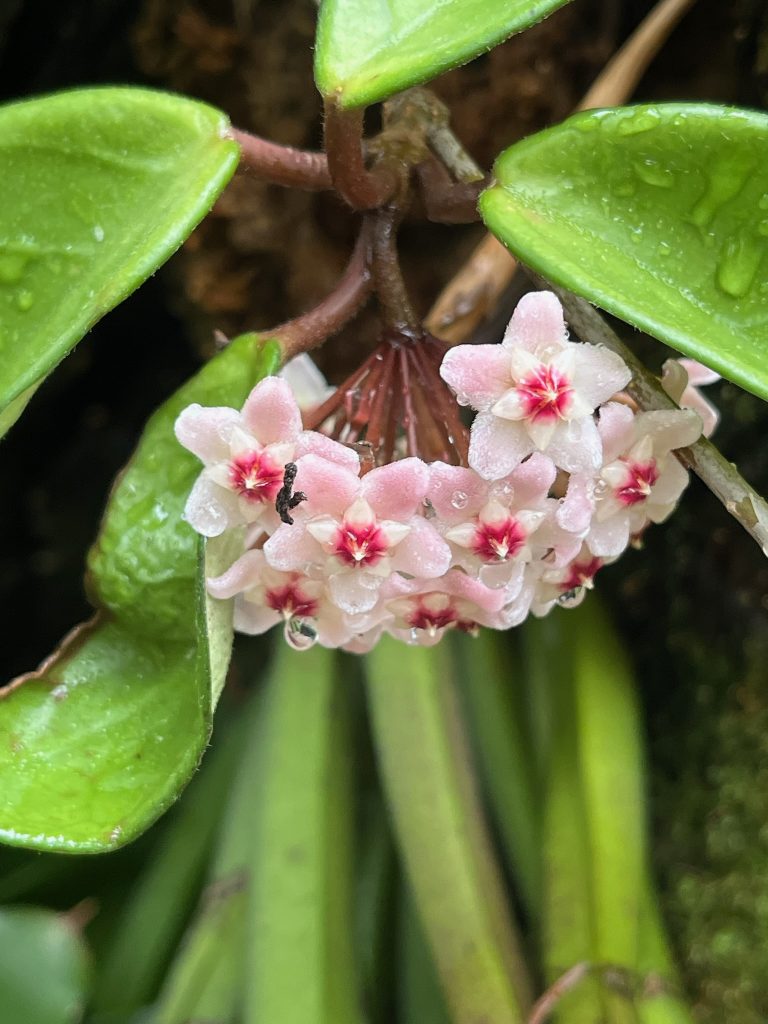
[175, 292, 710, 652]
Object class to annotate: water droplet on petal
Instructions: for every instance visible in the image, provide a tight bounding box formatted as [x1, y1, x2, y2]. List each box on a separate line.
[451, 490, 468, 510]
[593, 479, 609, 498]
[408, 627, 420, 644]
[284, 616, 318, 651]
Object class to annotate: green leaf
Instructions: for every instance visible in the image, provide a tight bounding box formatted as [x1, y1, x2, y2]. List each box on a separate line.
[365, 639, 531, 1023]
[0, 87, 239, 432]
[0, 906, 90, 1024]
[154, 690, 266, 1024]
[0, 335, 280, 853]
[315, 0, 574, 109]
[90, 715, 247, 1016]
[245, 646, 363, 1024]
[481, 103, 768, 401]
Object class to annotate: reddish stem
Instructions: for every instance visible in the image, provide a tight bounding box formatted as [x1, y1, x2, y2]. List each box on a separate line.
[232, 128, 332, 190]
[273, 223, 373, 360]
[371, 208, 420, 334]
[324, 101, 399, 209]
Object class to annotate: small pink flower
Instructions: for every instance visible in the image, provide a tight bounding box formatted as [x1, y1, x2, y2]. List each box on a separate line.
[440, 291, 631, 478]
[265, 456, 451, 614]
[175, 376, 359, 537]
[585, 405, 702, 557]
[384, 571, 507, 645]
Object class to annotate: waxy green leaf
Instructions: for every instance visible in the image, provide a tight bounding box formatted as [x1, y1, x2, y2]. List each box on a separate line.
[0, 335, 280, 853]
[315, 0, 574, 109]
[481, 104, 768, 401]
[0, 87, 239, 433]
[366, 639, 531, 1023]
[0, 907, 90, 1024]
[245, 646, 362, 1024]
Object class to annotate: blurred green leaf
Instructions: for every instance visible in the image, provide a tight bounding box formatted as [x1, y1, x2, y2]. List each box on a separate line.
[0, 87, 239, 434]
[0, 335, 280, 853]
[315, 0, 573, 108]
[90, 713, 248, 1017]
[245, 646, 363, 1024]
[0, 906, 90, 1024]
[453, 631, 541, 918]
[481, 104, 768, 401]
[365, 639, 531, 1023]
[154, 687, 267, 1024]
[397, 888, 451, 1024]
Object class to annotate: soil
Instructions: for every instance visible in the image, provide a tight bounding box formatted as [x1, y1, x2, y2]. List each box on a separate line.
[0, 1, 767, 1019]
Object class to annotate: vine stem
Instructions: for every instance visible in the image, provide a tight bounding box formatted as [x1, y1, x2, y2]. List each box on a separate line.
[323, 101, 399, 209]
[272, 222, 373, 360]
[425, 0, 700, 342]
[370, 208, 420, 333]
[231, 128, 331, 190]
[536, 278, 768, 558]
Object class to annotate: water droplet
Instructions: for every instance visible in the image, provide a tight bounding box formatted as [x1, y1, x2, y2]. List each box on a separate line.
[593, 479, 609, 498]
[557, 588, 583, 608]
[628, 225, 644, 244]
[451, 490, 468, 510]
[93, 224, 105, 242]
[16, 289, 33, 311]
[284, 616, 318, 651]
[633, 158, 674, 189]
[615, 107, 662, 136]
[51, 684, 68, 701]
[0, 253, 27, 284]
[408, 627, 420, 644]
[539, 344, 560, 360]
[716, 232, 761, 299]
[758, 220, 768, 238]
[656, 241, 672, 258]
[689, 156, 755, 229]
[759, 194, 768, 211]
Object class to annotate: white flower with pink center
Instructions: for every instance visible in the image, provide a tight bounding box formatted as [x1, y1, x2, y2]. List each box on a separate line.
[439, 291, 631, 478]
[264, 455, 451, 615]
[532, 544, 610, 614]
[427, 455, 554, 588]
[207, 548, 353, 649]
[584, 403, 703, 557]
[175, 376, 359, 537]
[383, 570, 508, 645]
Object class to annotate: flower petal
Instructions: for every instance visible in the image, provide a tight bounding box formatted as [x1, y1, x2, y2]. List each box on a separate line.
[597, 402, 636, 463]
[175, 405, 240, 464]
[207, 549, 265, 599]
[183, 475, 241, 537]
[427, 462, 487, 520]
[234, 598, 281, 635]
[439, 344, 512, 411]
[587, 513, 631, 558]
[295, 431, 361, 473]
[263, 523, 323, 572]
[571, 344, 631, 408]
[469, 412, 534, 480]
[544, 417, 602, 473]
[390, 518, 452, 578]
[293, 454, 360, 517]
[362, 458, 429, 519]
[241, 376, 303, 445]
[503, 291, 567, 355]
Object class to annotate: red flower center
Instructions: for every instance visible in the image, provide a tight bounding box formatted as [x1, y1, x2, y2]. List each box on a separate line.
[561, 556, 603, 592]
[516, 365, 573, 422]
[472, 517, 527, 562]
[615, 459, 659, 506]
[266, 581, 318, 619]
[406, 597, 458, 634]
[332, 521, 389, 568]
[229, 450, 284, 503]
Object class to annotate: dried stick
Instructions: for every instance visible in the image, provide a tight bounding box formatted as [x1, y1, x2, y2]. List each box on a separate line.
[424, 0, 699, 343]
